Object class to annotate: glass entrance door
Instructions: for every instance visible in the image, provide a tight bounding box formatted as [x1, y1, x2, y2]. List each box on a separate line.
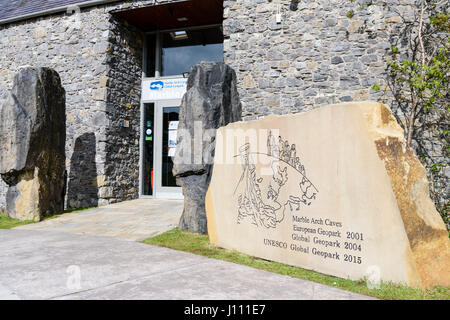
[153, 99, 182, 198]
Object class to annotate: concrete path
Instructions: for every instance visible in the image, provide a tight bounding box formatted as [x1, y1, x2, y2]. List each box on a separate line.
[15, 198, 183, 241]
[0, 229, 374, 300]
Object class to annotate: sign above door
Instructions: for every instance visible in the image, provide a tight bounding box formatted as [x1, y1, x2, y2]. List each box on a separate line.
[142, 78, 187, 101]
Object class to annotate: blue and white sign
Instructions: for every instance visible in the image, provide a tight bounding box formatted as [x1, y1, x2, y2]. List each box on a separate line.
[142, 78, 187, 101]
[150, 81, 164, 91]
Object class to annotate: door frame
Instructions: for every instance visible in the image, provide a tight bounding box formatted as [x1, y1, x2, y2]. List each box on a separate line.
[139, 84, 186, 199]
[152, 99, 183, 199]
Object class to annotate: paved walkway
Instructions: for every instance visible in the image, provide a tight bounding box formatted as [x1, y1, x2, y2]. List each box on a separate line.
[5, 199, 375, 300]
[15, 198, 184, 241]
[0, 229, 374, 300]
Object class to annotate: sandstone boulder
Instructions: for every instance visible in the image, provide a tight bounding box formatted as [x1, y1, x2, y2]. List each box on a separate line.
[173, 62, 242, 234]
[206, 101, 450, 289]
[0, 67, 66, 221]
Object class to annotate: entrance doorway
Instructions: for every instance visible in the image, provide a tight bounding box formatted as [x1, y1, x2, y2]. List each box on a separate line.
[123, 0, 224, 199]
[142, 100, 182, 198]
[139, 24, 223, 199]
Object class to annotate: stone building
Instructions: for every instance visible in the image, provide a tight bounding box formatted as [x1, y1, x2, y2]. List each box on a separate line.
[0, 0, 447, 211]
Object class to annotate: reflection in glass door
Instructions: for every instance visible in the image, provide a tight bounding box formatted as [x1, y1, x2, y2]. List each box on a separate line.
[162, 107, 179, 187]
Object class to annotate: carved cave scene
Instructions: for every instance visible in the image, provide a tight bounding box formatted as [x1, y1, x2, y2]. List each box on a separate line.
[234, 131, 318, 229]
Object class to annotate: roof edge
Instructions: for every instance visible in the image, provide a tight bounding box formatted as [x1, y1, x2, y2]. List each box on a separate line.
[0, 0, 122, 26]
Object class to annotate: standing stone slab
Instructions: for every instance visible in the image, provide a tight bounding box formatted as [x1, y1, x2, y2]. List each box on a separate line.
[0, 67, 66, 221]
[173, 62, 242, 234]
[206, 101, 450, 289]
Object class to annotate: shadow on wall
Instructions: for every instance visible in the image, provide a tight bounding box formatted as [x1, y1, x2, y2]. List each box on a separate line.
[66, 132, 99, 209]
[102, 16, 143, 203]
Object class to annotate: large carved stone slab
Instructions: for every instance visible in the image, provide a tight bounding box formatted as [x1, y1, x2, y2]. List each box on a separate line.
[206, 101, 450, 289]
[0, 67, 66, 221]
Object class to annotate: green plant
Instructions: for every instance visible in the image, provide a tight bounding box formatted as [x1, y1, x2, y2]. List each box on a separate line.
[385, 1, 449, 147]
[386, 1, 449, 223]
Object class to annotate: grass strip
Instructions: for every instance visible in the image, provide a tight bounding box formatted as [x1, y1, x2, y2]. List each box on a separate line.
[0, 214, 34, 229]
[142, 227, 450, 300]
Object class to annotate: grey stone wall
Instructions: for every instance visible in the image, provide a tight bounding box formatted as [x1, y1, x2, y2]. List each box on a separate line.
[99, 0, 175, 204]
[223, 0, 400, 117]
[0, 0, 180, 210]
[0, 0, 162, 210]
[0, 6, 110, 209]
[101, 17, 144, 204]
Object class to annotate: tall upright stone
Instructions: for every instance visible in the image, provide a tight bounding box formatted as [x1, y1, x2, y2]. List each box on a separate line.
[0, 67, 66, 221]
[173, 62, 242, 234]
